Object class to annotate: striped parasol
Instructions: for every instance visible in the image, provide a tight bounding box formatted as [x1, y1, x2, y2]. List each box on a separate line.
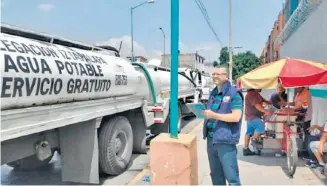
[237, 58, 327, 89]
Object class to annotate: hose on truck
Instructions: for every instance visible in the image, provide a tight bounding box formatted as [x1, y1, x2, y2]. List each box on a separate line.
[132, 62, 157, 105]
[154, 66, 201, 102]
[131, 63, 199, 106]
[154, 66, 197, 88]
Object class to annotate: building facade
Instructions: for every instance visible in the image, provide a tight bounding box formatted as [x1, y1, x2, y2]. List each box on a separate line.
[283, 0, 301, 26]
[161, 53, 205, 70]
[277, 0, 327, 131]
[262, 11, 283, 63]
[262, 0, 301, 63]
[126, 56, 147, 62]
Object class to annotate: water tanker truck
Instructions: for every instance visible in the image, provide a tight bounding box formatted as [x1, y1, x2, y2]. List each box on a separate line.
[178, 67, 214, 104]
[0, 23, 210, 184]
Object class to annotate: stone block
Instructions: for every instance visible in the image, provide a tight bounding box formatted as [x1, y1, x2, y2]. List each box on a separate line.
[149, 133, 198, 185]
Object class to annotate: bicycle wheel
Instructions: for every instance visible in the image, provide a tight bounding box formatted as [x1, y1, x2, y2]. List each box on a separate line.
[286, 135, 298, 177]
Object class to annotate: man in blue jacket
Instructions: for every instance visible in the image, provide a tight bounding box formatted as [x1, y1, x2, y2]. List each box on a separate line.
[202, 66, 243, 186]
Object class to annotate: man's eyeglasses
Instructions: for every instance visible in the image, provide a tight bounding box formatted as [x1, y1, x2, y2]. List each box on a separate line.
[212, 73, 227, 76]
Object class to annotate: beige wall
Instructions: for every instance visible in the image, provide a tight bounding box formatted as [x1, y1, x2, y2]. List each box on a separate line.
[161, 53, 205, 70]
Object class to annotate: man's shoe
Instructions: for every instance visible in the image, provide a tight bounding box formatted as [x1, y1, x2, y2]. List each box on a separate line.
[304, 160, 317, 168]
[243, 148, 256, 156]
[316, 164, 325, 174]
[302, 156, 310, 161]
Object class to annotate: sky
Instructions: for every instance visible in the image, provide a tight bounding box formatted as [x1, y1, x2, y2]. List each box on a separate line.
[1, 0, 285, 62]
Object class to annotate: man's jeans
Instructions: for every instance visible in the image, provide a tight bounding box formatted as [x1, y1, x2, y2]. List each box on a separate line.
[207, 137, 241, 186]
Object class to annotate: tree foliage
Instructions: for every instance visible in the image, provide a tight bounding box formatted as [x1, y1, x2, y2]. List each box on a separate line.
[219, 46, 229, 66]
[213, 61, 219, 67]
[232, 51, 262, 80]
[218, 47, 263, 80]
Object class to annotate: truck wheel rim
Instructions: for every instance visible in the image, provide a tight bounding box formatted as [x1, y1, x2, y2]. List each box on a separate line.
[115, 131, 127, 159]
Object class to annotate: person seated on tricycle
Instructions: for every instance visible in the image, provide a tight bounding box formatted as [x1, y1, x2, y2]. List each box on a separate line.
[287, 87, 313, 158]
[243, 89, 273, 156]
[270, 83, 288, 109]
[265, 84, 288, 136]
[306, 121, 327, 174]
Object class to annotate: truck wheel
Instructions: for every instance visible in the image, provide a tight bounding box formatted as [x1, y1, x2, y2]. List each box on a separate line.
[99, 116, 133, 175]
[150, 102, 182, 135]
[132, 124, 147, 154]
[7, 153, 54, 170]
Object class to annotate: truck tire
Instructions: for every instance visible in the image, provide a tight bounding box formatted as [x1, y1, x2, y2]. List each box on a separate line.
[150, 102, 182, 135]
[7, 153, 54, 170]
[99, 116, 133, 175]
[132, 124, 147, 154]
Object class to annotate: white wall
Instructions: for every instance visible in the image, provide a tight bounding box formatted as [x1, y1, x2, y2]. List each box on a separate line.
[281, 1, 327, 127]
[280, 1, 327, 62]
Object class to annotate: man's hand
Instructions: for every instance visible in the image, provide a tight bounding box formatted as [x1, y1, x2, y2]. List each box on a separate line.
[307, 125, 318, 133]
[307, 125, 323, 133]
[202, 109, 242, 123]
[202, 110, 216, 119]
[280, 100, 287, 107]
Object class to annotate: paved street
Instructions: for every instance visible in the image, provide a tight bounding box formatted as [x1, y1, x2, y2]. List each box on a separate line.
[0, 116, 201, 185]
[131, 119, 327, 185]
[2, 115, 327, 185]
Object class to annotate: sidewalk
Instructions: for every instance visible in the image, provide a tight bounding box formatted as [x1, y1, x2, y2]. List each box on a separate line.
[199, 120, 327, 185]
[131, 120, 327, 185]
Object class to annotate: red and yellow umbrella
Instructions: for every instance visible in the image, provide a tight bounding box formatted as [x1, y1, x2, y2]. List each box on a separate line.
[237, 58, 327, 89]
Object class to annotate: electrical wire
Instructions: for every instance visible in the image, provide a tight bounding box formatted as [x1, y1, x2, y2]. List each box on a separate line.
[196, 0, 210, 22]
[194, 0, 222, 45]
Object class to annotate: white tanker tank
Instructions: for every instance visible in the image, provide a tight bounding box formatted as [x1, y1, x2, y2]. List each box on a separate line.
[178, 67, 214, 102]
[178, 67, 213, 87]
[0, 32, 144, 110]
[0, 30, 196, 110]
[134, 63, 197, 105]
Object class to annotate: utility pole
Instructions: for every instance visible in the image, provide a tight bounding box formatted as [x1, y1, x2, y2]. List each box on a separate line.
[159, 27, 166, 67]
[195, 52, 198, 70]
[130, 0, 155, 62]
[229, 0, 233, 81]
[131, 8, 134, 62]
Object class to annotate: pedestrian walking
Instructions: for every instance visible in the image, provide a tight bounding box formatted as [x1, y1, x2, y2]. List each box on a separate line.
[202, 66, 244, 186]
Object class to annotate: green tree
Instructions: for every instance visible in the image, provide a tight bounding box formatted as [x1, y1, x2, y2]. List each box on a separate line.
[213, 60, 219, 67]
[219, 46, 229, 66]
[218, 46, 263, 80]
[232, 51, 263, 80]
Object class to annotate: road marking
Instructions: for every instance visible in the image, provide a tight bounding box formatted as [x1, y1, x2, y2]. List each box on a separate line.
[127, 168, 149, 185]
[127, 120, 203, 185]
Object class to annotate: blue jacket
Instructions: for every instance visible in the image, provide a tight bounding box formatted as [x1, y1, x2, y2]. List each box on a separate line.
[203, 81, 244, 144]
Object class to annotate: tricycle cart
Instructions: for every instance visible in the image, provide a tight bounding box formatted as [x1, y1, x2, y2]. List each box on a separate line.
[237, 57, 327, 177]
[252, 109, 307, 176]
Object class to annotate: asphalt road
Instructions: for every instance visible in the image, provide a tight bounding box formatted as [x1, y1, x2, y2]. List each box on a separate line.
[1, 116, 201, 185]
